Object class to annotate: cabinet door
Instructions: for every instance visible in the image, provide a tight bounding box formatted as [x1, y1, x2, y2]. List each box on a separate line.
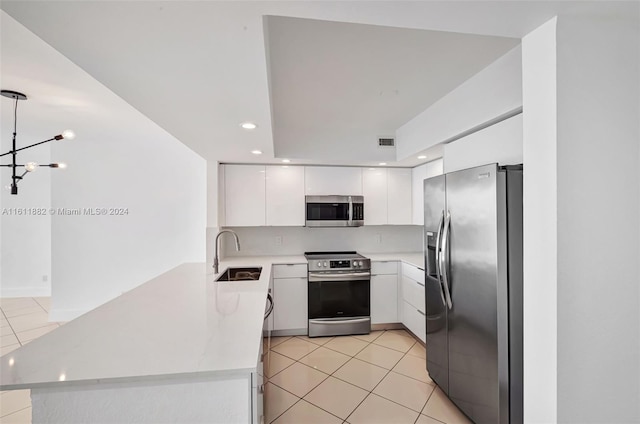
[224, 165, 266, 226]
[362, 168, 387, 225]
[412, 164, 427, 225]
[273, 277, 308, 331]
[387, 168, 412, 225]
[266, 166, 305, 226]
[402, 301, 426, 343]
[305, 166, 363, 195]
[371, 274, 398, 324]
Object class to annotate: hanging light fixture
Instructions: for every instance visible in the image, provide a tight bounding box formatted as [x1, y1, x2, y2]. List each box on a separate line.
[0, 90, 75, 195]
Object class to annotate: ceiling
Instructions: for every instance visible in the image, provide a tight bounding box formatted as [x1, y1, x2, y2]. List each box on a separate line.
[0, 1, 613, 168]
[265, 16, 517, 164]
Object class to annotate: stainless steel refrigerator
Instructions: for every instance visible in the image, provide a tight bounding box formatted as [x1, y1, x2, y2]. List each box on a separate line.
[423, 163, 523, 424]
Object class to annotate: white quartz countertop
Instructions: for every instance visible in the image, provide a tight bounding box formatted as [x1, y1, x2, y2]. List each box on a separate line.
[0, 252, 420, 390]
[362, 252, 424, 269]
[0, 258, 284, 390]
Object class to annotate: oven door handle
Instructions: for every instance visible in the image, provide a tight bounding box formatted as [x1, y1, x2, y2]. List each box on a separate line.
[309, 318, 371, 325]
[308, 271, 371, 282]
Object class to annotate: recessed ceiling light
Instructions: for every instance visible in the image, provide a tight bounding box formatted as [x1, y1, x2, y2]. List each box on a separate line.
[368, 168, 375, 171]
[240, 122, 257, 130]
[418, 155, 427, 159]
[281, 159, 290, 163]
[251, 150, 262, 155]
[379, 162, 387, 166]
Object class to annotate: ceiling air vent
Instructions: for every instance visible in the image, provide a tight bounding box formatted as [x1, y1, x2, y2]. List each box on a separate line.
[378, 137, 395, 147]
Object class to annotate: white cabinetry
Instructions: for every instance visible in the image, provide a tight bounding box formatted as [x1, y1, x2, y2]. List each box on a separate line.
[305, 166, 362, 195]
[266, 166, 305, 226]
[411, 160, 443, 225]
[224, 165, 265, 226]
[272, 264, 308, 333]
[412, 164, 427, 226]
[370, 261, 399, 324]
[387, 168, 412, 225]
[363, 169, 388, 225]
[363, 168, 412, 226]
[400, 262, 426, 343]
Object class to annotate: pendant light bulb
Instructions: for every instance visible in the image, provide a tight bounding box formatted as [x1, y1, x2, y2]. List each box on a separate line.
[24, 162, 39, 172]
[61, 129, 76, 140]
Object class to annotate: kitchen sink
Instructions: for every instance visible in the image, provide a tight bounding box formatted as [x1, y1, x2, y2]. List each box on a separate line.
[215, 267, 262, 282]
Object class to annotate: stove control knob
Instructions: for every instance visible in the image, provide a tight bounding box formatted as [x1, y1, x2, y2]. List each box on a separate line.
[323, 262, 328, 267]
[357, 261, 362, 267]
[317, 262, 322, 267]
[354, 261, 359, 268]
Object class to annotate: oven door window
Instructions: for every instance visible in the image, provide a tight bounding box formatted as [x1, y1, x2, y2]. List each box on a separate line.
[306, 203, 349, 221]
[308, 280, 370, 319]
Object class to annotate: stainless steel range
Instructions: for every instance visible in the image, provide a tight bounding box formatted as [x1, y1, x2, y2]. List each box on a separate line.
[305, 251, 371, 337]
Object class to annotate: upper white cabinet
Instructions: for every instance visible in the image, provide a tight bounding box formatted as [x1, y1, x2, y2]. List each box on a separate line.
[363, 168, 412, 226]
[362, 168, 387, 225]
[265, 166, 305, 226]
[305, 167, 362, 195]
[412, 160, 443, 225]
[412, 164, 427, 226]
[222, 164, 416, 227]
[224, 164, 266, 226]
[387, 168, 412, 225]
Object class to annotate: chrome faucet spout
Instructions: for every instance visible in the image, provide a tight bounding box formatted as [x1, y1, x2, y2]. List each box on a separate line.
[213, 229, 241, 274]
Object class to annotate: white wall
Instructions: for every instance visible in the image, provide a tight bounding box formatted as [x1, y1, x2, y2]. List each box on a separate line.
[443, 113, 522, 173]
[0, 12, 208, 321]
[396, 46, 522, 159]
[0, 132, 52, 297]
[554, 11, 639, 423]
[220, 225, 422, 257]
[521, 17, 558, 424]
[50, 123, 206, 321]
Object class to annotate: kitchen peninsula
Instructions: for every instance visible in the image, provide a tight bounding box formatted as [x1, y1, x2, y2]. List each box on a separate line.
[0, 257, 300, 423]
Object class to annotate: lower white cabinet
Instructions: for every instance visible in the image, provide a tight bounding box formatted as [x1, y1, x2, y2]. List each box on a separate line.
[400, 262, 426, 342]
[370, 261, 399, 324]
[402, 300, 426, 343]
[273, 276, 308, 331]
[371, 275, 398, 324]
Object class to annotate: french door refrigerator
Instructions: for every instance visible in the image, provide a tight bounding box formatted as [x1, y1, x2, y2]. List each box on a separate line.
[423, 163, 523, 424]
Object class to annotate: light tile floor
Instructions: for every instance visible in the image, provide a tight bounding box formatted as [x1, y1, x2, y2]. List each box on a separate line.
[0, 297, 63, 423]
[265, 330, 471, 424]
[0, 298, 470, 424]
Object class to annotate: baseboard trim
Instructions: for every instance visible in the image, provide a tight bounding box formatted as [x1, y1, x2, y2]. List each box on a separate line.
[0, 287, 51, 298]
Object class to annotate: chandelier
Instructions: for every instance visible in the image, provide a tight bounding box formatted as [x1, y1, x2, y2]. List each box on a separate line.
[1, 90, 75, 195]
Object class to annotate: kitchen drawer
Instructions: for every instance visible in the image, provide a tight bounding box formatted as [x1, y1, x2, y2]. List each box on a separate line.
[402, 301, 426, 343]
[401, 275, 425, 312]
[401, 262, 425, 285]
[272, 263, 307, 279]
[371, 261, 398, 275]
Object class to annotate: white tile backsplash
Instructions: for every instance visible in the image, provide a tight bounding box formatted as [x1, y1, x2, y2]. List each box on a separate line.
[210, 225, 422, 258]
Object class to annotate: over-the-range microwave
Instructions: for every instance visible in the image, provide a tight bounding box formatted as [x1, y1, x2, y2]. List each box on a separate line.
[305, 195, 364, 227]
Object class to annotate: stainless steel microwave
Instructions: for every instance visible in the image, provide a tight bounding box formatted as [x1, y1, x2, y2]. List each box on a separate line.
[305, 195, 364, 227]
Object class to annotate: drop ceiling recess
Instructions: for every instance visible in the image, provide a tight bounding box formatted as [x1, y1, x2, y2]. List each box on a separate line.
[264, 16, 518, 164]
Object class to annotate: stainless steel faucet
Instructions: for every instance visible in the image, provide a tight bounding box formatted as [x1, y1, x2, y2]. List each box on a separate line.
[213, 229, 240, 274]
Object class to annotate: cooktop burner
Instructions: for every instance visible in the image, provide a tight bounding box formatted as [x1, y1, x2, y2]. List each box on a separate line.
[304, 251, 367, 260]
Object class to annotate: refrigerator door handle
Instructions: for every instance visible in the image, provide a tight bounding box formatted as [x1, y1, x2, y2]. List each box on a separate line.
[441, 211, 453, 309]
[435, 211, 447, 307]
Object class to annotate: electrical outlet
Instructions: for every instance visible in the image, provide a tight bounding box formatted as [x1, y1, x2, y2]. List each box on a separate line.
[275, 236, 283, 246]
[375, 234, 381, 244]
